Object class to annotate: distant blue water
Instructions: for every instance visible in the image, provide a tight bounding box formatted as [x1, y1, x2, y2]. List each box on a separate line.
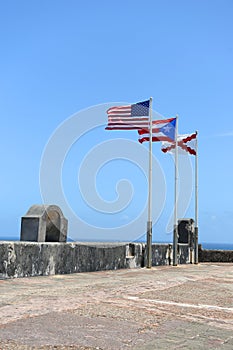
[0, 236, 233, 250]
[201, 242, 233, 251]
[0, 235, 74, 242]
[0, 236, 20, 241]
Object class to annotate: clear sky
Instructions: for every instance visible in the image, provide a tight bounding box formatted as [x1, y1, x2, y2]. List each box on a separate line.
[0, 0, 233, 243]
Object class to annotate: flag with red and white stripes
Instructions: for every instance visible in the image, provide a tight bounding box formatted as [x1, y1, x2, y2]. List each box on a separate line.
[138, 117, 176, 143]
[105, 100, 150, 130]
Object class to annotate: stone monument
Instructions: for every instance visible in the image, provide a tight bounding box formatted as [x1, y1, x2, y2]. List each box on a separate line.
[20, 204, 68, 242]
[178, 218, 194, 245]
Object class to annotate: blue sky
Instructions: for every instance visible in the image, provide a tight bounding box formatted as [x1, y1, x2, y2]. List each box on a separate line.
[0, 0, 233, 243]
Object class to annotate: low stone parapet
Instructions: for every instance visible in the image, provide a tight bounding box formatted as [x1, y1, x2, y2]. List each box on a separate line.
[0, 241, 191, 279]
[198, 245, 233, 262]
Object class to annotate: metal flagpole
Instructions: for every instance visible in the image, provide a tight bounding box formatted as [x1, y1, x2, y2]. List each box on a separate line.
[146, 97, 153, 268]
[194, 131, 199, 264]
[173, 115, 179, 266]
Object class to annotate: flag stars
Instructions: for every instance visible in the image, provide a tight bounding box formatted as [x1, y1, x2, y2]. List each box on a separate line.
[163, 124, 172, 132]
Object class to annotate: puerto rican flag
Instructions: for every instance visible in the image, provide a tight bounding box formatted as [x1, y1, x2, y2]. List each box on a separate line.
[161, 132, 197, 155]
[138, 117, 176, 143]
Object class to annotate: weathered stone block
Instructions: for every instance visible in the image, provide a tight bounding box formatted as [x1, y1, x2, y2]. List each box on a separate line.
[178, 218, 194, 245]
[20, 205, 68, 243]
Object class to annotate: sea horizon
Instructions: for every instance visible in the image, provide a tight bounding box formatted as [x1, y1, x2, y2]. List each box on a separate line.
[0, 235, 233, 250]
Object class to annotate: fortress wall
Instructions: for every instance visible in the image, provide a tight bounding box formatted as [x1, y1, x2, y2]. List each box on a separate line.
[0, 241, 191, 279]
[198, 245, 233, 262]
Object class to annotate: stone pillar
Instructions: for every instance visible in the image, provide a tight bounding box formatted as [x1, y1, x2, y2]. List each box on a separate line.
[20, 205, 68, 242]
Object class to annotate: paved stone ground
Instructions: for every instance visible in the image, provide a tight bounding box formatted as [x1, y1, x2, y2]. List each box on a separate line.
[0, 263, 232, 349]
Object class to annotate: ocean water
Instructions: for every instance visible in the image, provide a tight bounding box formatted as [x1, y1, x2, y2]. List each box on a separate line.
[0, 236, 74, 242]
[201, 242, 233, 251]
[0, 236, 20, 241]
[0, 236, 233, 250]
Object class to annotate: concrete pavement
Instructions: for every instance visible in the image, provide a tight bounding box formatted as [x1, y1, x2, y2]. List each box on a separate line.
[0, 263, 232, 349]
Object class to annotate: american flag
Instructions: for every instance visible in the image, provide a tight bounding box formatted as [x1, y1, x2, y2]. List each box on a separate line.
[105, 100, 150, 130]
[138, 117, 176, 143]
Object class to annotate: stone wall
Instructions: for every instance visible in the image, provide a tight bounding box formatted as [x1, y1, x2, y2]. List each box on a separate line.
[0, 241, 191, 279]
[198, 245, 233, 262]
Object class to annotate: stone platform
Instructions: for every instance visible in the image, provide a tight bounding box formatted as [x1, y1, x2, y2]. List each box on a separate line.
[0, 263, 232, 349]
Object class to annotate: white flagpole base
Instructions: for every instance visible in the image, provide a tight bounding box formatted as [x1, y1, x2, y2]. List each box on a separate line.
[146, 221, 152, 268]
[194, 226, 199, 264]
[173, 225, 178, 266]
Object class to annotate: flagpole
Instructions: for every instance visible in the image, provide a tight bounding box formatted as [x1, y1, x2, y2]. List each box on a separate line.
[173, 114, 179, 266]
[146, 97, 153, 268]
[194, 131, 199, 264]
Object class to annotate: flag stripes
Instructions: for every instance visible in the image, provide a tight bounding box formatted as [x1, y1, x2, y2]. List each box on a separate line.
[138, 117, 176, 143]
[105, 100, 150, 130]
